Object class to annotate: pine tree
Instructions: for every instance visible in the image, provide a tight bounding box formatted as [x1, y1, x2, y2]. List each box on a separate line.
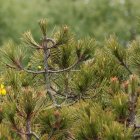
[1, 20, 140, 140]
[0, 19, 95, 139]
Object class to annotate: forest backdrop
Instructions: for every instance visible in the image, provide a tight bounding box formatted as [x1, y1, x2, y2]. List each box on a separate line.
[0, 0, 140, 44]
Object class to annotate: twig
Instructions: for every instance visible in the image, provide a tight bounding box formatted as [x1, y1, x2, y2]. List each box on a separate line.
[23, 68, 45, 74]
[133, 134, 140, 139]
[16, 130, 40, 140]
[6, 63, 45, 74]
[6, 61, 79, 74]
[134, 124, 140, 129]
[48, 60, 79, 73]
[26, 118, 31, 140]
[48, 129, 55, 140]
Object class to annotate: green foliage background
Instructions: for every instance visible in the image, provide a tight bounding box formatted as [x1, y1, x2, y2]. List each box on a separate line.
[0, 0, 140, 44]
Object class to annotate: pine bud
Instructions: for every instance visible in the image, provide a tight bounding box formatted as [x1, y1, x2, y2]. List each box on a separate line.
[110, 76, 118, 82]
[63, 26, 68, 33]
[122, 80, 129, 93]
[110, 77, 120, 94]
[54, 110, 60, 118]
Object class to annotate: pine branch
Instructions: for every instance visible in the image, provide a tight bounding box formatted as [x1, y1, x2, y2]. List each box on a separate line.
[6, 63, 45, 74]
[29, 132, 40, 140]
[113, 50, 133, 75]
[6, 62, 80, 74]
[16, 130, 40, 140]
[135, 125, 140, 129]
[23, 68, 45, 74]
[48, 60, 79, 73]
[133, 134, 140, 139]
[42, 37, 58, 106]
[128, 95, 137, 126]
[119, 61, 133, 75]
[48, 129, 55, 140]
[46, 38, 56, 46]
[6, 64, 17, 69]
[22, 31, 41, 49]
[26, 118, 31, 140]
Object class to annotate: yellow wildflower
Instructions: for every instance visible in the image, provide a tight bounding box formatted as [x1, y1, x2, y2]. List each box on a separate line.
[0, 84, 6, 96]
[37, 66, 42, 69]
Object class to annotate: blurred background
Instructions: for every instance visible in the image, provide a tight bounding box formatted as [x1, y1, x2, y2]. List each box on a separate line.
[0, 0, 140, 45]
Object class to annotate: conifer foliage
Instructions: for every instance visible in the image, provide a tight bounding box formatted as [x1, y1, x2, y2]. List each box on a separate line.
[1, 19, 140, 140]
